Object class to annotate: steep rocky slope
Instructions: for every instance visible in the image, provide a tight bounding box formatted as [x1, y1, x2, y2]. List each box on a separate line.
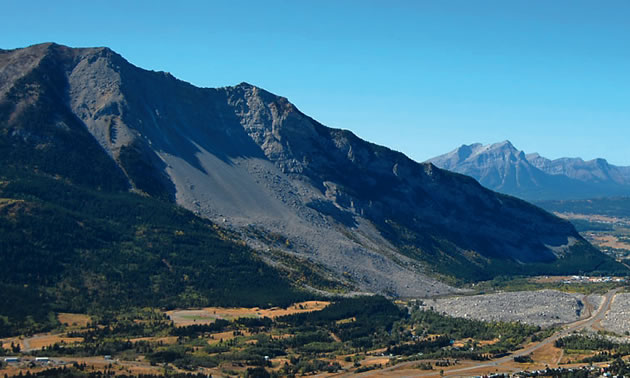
[1, 43, 624, 298]
[429, 141, 630, 201]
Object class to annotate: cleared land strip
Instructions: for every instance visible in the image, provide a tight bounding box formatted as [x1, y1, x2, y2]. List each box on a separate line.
[166, 300, 330, 326]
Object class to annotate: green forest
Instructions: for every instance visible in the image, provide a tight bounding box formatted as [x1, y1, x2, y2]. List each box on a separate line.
[0, 166, 317, 337]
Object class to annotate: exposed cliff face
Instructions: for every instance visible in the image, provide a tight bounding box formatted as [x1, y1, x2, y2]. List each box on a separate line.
[429, 141, 630, 201]
[1, 43, 622, 297]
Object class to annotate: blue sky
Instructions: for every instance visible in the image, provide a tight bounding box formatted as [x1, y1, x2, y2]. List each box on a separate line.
[2, 1, 629, 164]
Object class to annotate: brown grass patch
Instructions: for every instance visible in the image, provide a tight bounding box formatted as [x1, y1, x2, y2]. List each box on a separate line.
[167, 301, 330, 327]
[69, 357, 165, 375]
[559, 351, 596, 365]
[555, 212, 621, 224]
[256, 301, 330, 318]
[129, 336, 177, 345]
[207, 330, 251, 344]
[335, 317, 356, 325]
[362, 357, 390, 366]
[26, 335, 83, 350]
[530, 342, 563, 366]
[1, 337, 25, 351]
[0, 357, 169, 377]
[269, 357, 290, 370]
[592, 235, 630, 250]
[57, 313, 91, 327]
[2, 366, 47, 377]
[366, 347, 387, 355]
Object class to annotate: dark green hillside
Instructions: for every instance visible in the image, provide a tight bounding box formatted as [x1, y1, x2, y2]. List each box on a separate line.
[378, 217, 626, 284]
[0, 166, 312, 337]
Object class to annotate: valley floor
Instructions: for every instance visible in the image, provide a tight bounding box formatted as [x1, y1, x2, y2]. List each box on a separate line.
[3, 283, 630, 377]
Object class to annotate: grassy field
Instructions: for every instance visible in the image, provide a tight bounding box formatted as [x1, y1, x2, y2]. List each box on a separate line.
[57, 313, 91, 328]
[166, 300, 330, 326]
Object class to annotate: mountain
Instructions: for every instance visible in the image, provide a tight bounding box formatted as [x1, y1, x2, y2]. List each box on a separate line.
[527, 154, 630, 187]
[0, 43, 624, 313]
[428, 141, 630, 201]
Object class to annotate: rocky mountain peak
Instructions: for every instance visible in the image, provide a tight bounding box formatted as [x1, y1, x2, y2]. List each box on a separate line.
[492, 139, 515, 150]
[487, 140, 521, 158]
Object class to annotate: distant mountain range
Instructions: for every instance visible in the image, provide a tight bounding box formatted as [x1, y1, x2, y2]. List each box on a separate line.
[0, 43, 624, 323]
[428, 141, 630, 201]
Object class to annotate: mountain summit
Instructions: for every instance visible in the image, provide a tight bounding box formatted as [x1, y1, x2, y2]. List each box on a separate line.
[429, 141, 630, 201]
[1, 44, 623, 298]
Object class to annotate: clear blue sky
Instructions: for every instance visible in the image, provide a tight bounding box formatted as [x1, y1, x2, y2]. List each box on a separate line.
[2, 1, 629, 164]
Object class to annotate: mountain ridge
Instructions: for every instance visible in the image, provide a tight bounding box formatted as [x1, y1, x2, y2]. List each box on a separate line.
[1, 43, 624, 302]
[428, 141, 630, 201]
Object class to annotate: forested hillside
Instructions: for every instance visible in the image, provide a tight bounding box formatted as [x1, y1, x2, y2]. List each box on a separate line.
[0, 166, 316, 337]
